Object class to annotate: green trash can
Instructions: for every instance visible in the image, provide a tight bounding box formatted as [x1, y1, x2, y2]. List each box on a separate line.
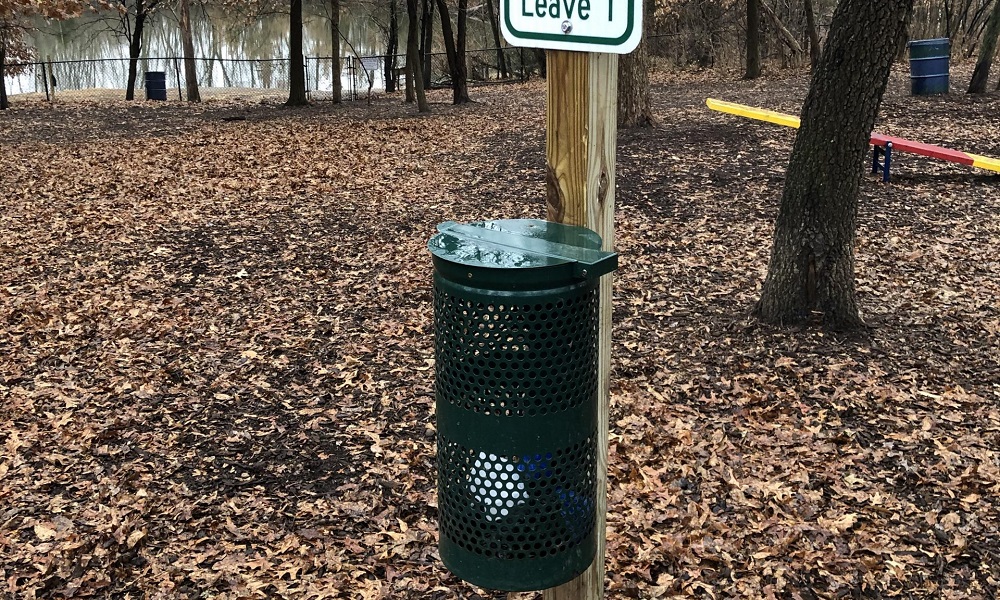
[428, 219, 618, 592]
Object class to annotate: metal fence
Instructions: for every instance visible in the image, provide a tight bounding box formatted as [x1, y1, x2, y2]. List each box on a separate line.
[2, 47, 541, 104]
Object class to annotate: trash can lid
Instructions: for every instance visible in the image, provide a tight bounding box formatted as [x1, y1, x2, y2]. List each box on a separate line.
[429, 219, 617, 280]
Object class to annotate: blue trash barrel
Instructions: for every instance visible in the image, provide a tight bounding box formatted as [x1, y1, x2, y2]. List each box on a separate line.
[144, 71, 167, 101]
[908, 38, 950, 95]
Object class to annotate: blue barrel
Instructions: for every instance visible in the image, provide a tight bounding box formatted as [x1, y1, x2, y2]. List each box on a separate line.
[144, 71, 167, 101]
[908, 38, 950, 95]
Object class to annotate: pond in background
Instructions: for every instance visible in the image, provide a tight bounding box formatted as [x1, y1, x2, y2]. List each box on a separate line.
[5, 2, 407, 96]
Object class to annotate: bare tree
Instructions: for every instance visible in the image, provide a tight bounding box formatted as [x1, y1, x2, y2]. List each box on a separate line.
[968, 0, 1000, 93]
[756, 0, 914, 329]
[178, 0, 199, 101]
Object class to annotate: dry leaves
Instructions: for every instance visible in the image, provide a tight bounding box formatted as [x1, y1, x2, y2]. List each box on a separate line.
[1, 67, 999, 599]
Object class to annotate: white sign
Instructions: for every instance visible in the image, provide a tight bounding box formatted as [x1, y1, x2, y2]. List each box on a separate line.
[501, 0, 642, 53]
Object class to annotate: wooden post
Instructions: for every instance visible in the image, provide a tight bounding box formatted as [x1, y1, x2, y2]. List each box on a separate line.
[543, 49, 618, 600]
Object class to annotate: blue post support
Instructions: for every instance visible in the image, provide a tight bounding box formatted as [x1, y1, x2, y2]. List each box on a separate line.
[872, 142, 893, 182]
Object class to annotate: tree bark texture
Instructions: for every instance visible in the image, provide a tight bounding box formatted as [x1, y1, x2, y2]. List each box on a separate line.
[406, 0, 429, 112]
[332, 0, 342, 101]
[755, 0, 914, 329]
[745, 0, 761, 79]
[179, 0, 200, 102]
[618, 0, 653, 127]
[286, 0, 308, 105]
[803, 0, 821, 68]
[968, 0, 1000, 93]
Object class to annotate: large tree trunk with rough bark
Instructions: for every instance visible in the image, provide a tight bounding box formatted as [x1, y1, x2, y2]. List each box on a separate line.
[755, 0, 913, 330]
[968, 0, 1000, 93]
[618, 0, 653, 127]
[745, 0, 761, 79]
[332, 0, 342, 102]
[406, 0, 429, 112]
[286, 0, 307, 105]
[179, 0, 200, 102]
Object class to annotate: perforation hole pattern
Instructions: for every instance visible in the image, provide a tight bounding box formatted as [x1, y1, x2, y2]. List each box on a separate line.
[438, 436, 597, 560]
[434, 285, 599, 417]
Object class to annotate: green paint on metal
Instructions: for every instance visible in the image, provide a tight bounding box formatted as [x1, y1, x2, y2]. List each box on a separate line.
[429, 218, 617, 592]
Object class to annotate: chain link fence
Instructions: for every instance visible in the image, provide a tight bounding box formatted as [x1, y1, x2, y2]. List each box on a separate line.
[2, 47, 544, 105]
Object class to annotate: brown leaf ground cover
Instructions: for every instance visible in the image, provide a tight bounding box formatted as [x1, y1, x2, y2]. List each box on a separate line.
[1, 65, 998, 599]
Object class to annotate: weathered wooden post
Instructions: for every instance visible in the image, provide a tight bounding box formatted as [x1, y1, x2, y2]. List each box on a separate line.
[502, 5, 643, 599]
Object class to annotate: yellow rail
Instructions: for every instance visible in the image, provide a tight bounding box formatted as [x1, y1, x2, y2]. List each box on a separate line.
[705, 98, 801, 129]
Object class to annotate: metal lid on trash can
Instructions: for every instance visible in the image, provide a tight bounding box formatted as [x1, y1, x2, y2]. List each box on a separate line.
[428, 219, 617, 288]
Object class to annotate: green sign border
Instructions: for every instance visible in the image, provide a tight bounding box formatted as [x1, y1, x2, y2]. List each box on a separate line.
[503, 0, 636, 47]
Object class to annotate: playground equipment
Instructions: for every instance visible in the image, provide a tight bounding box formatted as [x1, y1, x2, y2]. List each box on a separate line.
[706, 98, 1000, 181]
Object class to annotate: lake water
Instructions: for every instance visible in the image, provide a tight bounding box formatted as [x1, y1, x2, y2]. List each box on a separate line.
[4, 3, 497, 98]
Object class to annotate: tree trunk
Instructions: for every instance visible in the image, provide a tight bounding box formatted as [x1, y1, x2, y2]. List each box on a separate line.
[968, 0, 1000, 93]
[619, 0, 653, 127]
[332, 0, 342, 102]
[755, 0, 914, 330]
[407, 0, 429, 112]
[420, 0, 433, 89]
[760, 0, 804, 54]
[125, 9, 145, 100]
[745, 0, 761, 79]
[0, 38, 8, 110]
[384, 0, 398, 93]
[179, 0, 200, 102]
[435, 0, 470, 103]
[485, 0, 508, 78]
[804, 0, 821, 69]
[286, 0, 308, 105]
[455, 0, 469, 101]
[534, 48, 547, 78]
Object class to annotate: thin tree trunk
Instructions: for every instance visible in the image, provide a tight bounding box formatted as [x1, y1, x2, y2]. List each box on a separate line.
[755, 0, 914, 330]
[407, 0, 429, 112]
[804, 0, 821, 68]
[968, 0, 1000, 93]
[455, 0, 468, 100]
[125, 10, 145, 100]
[384, 0, 398, 93]
[0, 38, 8, 110]
[179, 0, 200, 102]
[331, 0, 342, 102]
[287, 0, 308, 105]
[420, 0, 434, 88]
[745, 0, 761, 79]
[760, 0, 804, 54]
[434, 0, 469, 103]
[485, 0, 508, 78]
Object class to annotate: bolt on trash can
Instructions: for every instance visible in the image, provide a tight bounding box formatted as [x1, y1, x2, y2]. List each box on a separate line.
[428, 218, 618, 592]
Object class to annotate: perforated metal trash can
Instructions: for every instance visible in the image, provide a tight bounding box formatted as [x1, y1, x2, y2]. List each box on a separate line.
[428, 219, 617, 592]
